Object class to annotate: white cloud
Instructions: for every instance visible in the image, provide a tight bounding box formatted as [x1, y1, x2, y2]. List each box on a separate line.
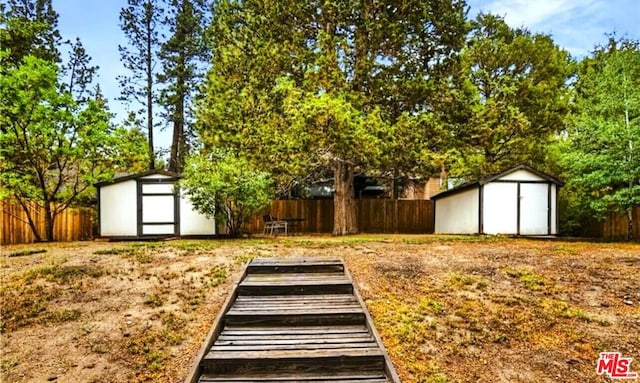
[467, 0, 639, 58]
[479, 0, 599, 29]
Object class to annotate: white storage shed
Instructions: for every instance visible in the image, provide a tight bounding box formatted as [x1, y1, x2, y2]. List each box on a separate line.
[433, 165, 564, 235]
[95, 170, 216, 239]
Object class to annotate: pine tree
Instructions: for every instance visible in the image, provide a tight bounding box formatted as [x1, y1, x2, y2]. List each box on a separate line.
[0, 0, 61, 65]
[198, 0, 468, 235]
[119, 0, 164, 170]
[159, 0, 210, 173]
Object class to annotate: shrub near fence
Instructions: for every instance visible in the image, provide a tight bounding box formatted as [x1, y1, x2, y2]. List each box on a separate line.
[0, 200, 93, 245]
[245, 199, 435, 234]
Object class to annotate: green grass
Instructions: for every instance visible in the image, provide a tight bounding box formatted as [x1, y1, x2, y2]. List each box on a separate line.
[234, 252, 258, 265]
[7, 248, 47, 257]
[447, 273, 489, 290]
[22, 264, 106, 283]
[93, 247, 133, 255]
[402, 234, 505, 245]
[173, 240, 221, 254]
[505, 267, 547, 291]
[206, 265, 229, 287]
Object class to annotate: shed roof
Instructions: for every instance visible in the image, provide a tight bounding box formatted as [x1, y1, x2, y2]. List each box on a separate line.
[431, 165, 564, 200]
[94, 169, 181, 187]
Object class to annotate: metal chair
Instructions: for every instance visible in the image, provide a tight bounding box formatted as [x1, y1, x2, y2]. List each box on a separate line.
[262, 215, 287, 235]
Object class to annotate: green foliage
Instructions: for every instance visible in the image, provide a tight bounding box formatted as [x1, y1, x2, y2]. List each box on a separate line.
[112, 124, 151, 173]
[0, 2, 143, 241]
[181, 150, 274, 236]
[159, 0, 210, 173]
[452, 13, 573, 178]
[0, 55, 116, 240]
[560, 37, 640, 238]
[119, 0, 164, 170]
[0, 0, 61, 65]
[198, 0, 469, 234]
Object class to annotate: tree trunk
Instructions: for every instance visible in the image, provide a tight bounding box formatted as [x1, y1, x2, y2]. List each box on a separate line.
[627, 207, 633, 241]
[43, 201, 55, 242]
[16, 198, 43, 242]
[168, 71, 186, 173]
[146, 0, 155, 170]
[168, 106, 184, 172]
[333, 162, 358, 235]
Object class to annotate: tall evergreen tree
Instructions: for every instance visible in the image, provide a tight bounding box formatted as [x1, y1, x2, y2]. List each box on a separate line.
[453, 13, 572, 178]
[0, 0, 61, 65]
[159, 0, 210, 173]
[62, 38, 98, 103]
[562, 37, 640, 239]
[119, 0, 164, 170]
[197, 0, 468, 234]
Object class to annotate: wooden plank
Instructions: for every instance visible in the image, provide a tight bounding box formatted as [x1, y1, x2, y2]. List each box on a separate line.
[206, 348, 384, 360]
[247, 265, 346, 274]
[250, 258, 342, 265]
[214, 336, 373, 345]
[237, 284, 353, 296]
[217, 334, 372, 341]
[228, 306, 362, 313]
[235, 294, 357, 302]
[242, 275, 350, 283]
[232, 296, 358, 304]
[202, 355, 385, 375]
[224, 313, 366, 327]
[199, 372, 388, 382]
[202, 380, 387, 382]
[221, 325, 369, 336]
[210, 342, 378, 351]
[230, 305, 360, 311]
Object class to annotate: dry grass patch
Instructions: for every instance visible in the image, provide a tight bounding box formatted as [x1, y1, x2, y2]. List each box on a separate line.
[1, 236, 638, 383]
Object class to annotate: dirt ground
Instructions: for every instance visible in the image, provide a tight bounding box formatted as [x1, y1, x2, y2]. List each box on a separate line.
[1, 235, 638, 383]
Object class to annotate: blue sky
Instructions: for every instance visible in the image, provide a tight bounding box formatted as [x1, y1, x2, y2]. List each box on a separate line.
[54, 0, 640, 152]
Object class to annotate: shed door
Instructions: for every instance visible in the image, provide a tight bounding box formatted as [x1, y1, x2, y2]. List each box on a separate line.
[140, 183, 177, 235]
[519, 183, 549, 235]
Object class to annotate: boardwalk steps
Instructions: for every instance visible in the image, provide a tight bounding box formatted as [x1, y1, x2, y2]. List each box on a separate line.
[186, 257, 400, 383]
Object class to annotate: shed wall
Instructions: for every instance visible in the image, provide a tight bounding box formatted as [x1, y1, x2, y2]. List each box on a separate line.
[483, 182, 518, 234]
[498, 170, 545, 182]
[435, 188, 479, 234]
[100, 180, 137, 236]
[180, 195, 216, 235]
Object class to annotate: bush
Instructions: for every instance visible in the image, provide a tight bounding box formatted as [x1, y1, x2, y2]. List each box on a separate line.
[181, 150, 273, 236]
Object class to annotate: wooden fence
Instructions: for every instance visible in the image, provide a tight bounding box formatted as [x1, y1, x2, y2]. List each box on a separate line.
[245, 199, 435, 234]
[1, 200, 93, 245]
[3, 197, 635, 243]
[591, 207, 640, 240]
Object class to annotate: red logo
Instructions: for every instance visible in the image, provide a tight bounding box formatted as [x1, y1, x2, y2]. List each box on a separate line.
[597, 352, 638, 379]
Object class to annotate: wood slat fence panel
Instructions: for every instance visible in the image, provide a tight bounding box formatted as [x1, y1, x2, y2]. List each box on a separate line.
[1, 200, 93, 245]
[246, 199, 434, 234]
[595, 206, 640, 240]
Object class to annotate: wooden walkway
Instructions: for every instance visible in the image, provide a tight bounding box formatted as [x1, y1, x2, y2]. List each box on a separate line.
[186, 257, 400, 383]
